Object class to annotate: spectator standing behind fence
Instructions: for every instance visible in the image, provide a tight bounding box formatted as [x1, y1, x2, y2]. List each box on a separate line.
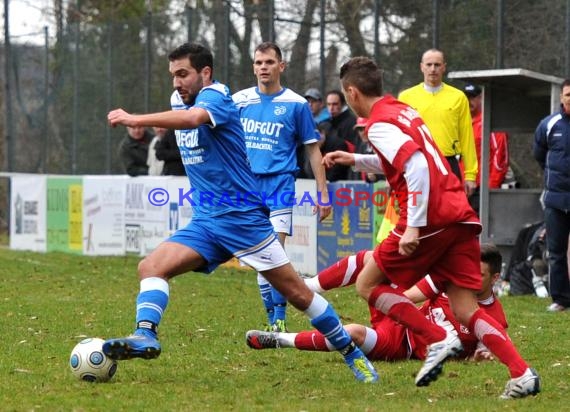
[325, 90, 359, 149]
[533, 78, 570, 312]
[321, 90, 359, 180]
[304, 88, 330, 125]
[155, 128, 186, 176]
[398, 49, 477, 196]
[301, 121, 350, 182]
[463, 84, 509, 214]
[147, 127, 167, 176]
[119, 124, 153, 176]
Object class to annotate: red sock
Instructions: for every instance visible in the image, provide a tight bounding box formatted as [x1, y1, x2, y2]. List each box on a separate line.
[369, 284, 446, 344]
[294, 331, 330, 351]
[318, 250, 367, 290]
[469, 308, 528, 378]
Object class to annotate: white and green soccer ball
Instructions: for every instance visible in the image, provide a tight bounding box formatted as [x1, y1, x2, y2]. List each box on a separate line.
[69, 338, 117, 382]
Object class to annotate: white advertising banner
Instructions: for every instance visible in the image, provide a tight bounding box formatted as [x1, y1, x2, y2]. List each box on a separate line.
[82, 176, 127, 255]
[124, 176, 171, 256]
[9, 174, 47, 252]
[285, 179, 318, 276]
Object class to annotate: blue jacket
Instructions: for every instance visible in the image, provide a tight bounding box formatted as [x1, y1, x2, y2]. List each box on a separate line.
[533, 106, 570, 211]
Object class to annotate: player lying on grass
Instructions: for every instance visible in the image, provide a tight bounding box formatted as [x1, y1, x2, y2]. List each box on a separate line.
[247, 244, 536, 397]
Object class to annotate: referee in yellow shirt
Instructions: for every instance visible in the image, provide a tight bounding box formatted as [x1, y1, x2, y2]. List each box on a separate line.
[398, 49, 478, 197]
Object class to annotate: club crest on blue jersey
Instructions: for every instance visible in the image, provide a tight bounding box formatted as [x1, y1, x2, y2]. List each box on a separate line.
[274, 105, 287, 116]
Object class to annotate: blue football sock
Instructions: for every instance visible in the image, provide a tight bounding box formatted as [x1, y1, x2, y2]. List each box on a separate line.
[257, 273, 274, 325]
[306, 293, 352, 351]
[271, 288, 287, 322]
[135, 277, 169, 338]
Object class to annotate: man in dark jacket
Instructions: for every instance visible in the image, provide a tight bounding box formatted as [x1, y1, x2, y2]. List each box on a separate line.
[119, 125, 153, 176]
[322, 90, 359, 180]
[155, 129, 186, 175]
[533, 78, 570, 312]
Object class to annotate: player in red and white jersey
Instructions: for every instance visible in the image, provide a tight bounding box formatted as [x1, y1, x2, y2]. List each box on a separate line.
[246, 244, 507, 363]
[319, 57, 539, 398]
[366, 94, 479, 236]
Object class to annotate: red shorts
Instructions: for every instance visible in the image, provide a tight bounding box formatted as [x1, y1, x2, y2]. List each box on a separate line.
[367, 317, 410, 361]
[374, 223, 482, 291]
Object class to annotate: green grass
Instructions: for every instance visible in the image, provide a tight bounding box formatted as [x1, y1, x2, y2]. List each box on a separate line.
[0, 248, 567, 411]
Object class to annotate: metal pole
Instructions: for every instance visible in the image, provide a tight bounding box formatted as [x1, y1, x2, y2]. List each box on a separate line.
[432, 0, 439, 49]
[223, 3, 230, 84]
[41, 26, 49, 173]
[106, 20, 113, 174]
[71, 1, 80, 174]
[268, 0, 275, 42]
[496, 0, 504, 69]
[3, 0, 14, 171]
[319, 0, 326, 97]
[373, 0, 381, 64]
[145, 10, 152, 113]
[480, 86, 491, 242]
[186, 5, 193, 42]
[566, 0, 570, 77]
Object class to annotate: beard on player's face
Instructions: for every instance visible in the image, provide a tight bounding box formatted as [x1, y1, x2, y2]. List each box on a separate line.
[179, 76, 203, 106]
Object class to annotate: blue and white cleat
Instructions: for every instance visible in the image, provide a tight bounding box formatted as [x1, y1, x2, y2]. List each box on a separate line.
[102, 334, 161, 360]
[344, 347, 379, 383]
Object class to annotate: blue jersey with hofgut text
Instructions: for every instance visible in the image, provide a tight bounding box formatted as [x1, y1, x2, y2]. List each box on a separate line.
[232, 87, 320, 175]
[170, 82, 264, 217]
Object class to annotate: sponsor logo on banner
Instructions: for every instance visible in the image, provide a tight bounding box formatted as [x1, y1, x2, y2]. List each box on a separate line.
[125, 224, 141, 253]
[126, 183, 144, 210]
[14, 195, 39, 235]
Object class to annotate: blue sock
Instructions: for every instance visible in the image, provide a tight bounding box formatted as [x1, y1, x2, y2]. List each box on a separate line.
[135, 277, 169, 338]
[257, 273, 274, 325]
[271, 288, 287, 323]
[306, 293, 352, 351]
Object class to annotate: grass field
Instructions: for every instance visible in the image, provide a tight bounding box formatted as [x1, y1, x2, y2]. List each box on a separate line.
[0, 246, 568, 412]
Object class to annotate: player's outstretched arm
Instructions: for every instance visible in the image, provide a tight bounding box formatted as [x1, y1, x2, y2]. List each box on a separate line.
[322, 150, 355, 168]
[108, 107, 210, 130]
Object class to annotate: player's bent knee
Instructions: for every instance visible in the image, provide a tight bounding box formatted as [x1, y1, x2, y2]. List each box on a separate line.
[137, 257, 162, 280]
[354, 280, 371, 301]
[452, 307, 478, 326]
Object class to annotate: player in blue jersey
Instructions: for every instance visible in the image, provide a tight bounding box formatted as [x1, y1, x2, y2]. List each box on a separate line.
[233, 42, 332, 333]
[102, 43, 377, 383]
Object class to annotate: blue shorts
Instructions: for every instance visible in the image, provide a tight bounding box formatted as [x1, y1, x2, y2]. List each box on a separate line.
[256, 173, 295, 235]
[167, 209, 288, 273]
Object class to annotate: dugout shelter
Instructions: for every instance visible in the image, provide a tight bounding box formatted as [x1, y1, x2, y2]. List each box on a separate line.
[447, 68, 564, 257]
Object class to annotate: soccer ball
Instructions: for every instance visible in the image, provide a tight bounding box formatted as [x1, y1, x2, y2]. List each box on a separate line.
[69, 337, 117, 382]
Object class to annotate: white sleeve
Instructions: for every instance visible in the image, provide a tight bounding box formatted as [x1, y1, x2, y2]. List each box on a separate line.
[353, 154, 384, 173]
[403, 151, 430, 227]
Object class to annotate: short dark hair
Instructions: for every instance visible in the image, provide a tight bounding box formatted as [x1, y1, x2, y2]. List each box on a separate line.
[326, 89, 346, 105]
[255, 42, 283, 61]
[168, 43, 213, 77]
[339, 57, 383, 97]
[562, 79, 570, 89]
[480, 243, 502, 275]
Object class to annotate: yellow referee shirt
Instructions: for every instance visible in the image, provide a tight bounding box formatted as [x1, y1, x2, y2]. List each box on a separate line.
[398, 82, 478, 182]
